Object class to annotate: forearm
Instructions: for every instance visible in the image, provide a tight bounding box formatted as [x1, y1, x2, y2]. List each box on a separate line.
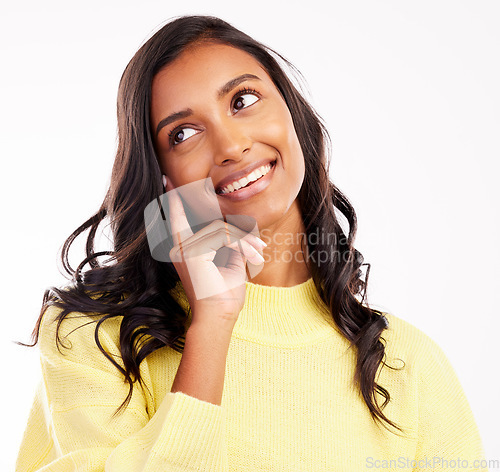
[170, 319, 234, 406]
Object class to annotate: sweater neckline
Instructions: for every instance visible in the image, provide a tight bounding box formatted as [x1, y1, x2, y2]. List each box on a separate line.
[170, 277, 342, 347]
[232, 277, 341, 346]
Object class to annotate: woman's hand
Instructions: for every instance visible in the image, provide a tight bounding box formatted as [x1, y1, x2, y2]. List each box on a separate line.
[164, 175, 266, 328]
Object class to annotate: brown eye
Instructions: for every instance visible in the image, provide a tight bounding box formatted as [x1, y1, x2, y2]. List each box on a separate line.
[233, 93, 259, 112]
[173, 130, 184, 143]
[169, 127, 198, 146]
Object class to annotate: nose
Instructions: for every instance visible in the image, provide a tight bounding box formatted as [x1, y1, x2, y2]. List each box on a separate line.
[211, 117, 252, 166]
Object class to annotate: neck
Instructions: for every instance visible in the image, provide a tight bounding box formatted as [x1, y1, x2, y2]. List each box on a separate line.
[247, 201, 311, 287]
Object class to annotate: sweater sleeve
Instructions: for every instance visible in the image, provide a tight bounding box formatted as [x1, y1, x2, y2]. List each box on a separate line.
[413, 334, 488, 471]
[15, 305, 229, 472]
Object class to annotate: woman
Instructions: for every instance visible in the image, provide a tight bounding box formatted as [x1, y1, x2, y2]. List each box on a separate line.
[16, 15, 487, 471]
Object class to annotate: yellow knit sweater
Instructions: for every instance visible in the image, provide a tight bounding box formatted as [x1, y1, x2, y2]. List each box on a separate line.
[16, 277, 487, 471]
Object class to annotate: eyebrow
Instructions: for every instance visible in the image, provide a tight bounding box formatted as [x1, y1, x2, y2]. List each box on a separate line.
[155, 73, 261, 138]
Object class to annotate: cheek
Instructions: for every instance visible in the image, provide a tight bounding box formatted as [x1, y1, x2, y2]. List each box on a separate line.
[163, 159, 205, 187]
[255, 104, 301, 150]
[255, 107, 304, 171]
[253, 107, 289, 146]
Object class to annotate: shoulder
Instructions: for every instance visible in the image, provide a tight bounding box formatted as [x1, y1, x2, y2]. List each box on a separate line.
[381, 312, 485, 459]
[40, 303, 122, 343]
[39, 303, 124, 372]
[380, 311, 454, 379]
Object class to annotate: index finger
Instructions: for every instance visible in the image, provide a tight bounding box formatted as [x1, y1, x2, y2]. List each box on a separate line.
[164, 176, 194, 247]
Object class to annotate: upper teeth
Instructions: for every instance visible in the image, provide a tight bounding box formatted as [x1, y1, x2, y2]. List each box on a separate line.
[220, 162, 273, 194]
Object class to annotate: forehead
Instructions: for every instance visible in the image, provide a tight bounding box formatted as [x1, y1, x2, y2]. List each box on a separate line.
[150, 43, 272, 109]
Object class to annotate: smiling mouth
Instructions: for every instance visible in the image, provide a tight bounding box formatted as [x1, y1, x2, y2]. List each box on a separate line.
[216, 159, 277, 195]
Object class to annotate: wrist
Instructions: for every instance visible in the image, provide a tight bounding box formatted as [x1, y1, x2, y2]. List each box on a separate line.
[187, 316, 236, 338]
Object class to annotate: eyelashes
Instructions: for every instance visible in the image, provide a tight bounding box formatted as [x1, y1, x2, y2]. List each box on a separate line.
[167, 86, 261, 147]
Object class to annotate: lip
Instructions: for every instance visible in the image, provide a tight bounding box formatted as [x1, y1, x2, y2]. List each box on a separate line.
[215, 158, 277, 195]
[216, 159, 276, 202]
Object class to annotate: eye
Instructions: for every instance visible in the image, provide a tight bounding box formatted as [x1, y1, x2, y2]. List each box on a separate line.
[232, 88, 260, 113]
[168, 127, 198, 146]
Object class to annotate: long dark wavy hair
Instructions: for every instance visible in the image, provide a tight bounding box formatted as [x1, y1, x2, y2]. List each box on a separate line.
[17, 14, 404, 434]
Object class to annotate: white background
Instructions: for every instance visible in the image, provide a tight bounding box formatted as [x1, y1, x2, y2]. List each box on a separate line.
[1, 0, 499, 469]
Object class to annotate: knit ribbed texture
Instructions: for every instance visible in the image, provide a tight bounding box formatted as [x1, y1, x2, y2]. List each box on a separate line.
[233, 277, 341, 346]
[16, 278, 487, 471]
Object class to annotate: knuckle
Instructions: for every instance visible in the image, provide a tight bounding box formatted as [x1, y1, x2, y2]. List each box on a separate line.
[215, 225, 238, 242]
[169, 245, 182, 262]
[206, 219, 224, 230]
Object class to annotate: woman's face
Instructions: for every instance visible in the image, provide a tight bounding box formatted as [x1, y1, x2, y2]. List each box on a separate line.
[150, 42, 305, 233]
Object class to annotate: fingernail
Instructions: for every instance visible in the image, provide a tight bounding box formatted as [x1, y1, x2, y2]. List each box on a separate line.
[255, 237, 267, 248]
[254, 251, 265, 264]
